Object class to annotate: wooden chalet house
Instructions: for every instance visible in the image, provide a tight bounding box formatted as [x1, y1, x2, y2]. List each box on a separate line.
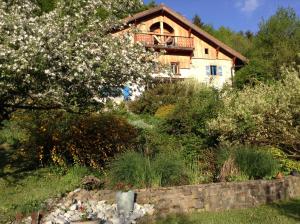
[115, 4, 247, 89]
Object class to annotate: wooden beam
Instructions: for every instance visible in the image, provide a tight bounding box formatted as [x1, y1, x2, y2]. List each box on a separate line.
[160, 21, 164, 34]
[232, 56, 237, 66]
[216, 46, 220, 59]
[188, 28, 192, 37]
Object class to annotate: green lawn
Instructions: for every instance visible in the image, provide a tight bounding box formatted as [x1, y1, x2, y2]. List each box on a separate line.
[0, 166, 96, 223]
[153, 199, 300, 224]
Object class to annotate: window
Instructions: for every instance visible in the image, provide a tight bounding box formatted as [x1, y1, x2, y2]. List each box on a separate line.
[171, 62, 180, 75]
[205, 48, 209, 54]
[210, 65, 217, 75]
[206, 65, 222, 76]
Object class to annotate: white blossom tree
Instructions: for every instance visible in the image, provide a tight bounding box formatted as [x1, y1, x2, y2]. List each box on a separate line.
[0, 0, 158, 122]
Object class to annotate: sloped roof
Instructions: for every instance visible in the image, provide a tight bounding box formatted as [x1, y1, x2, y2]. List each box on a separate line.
[124, 4, 248, 63]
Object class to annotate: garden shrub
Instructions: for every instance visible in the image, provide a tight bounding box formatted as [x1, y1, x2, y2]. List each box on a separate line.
[209, 69, 300, 158]
[234, 146, 279, 179]
[66, 113, 138, 168]
[109, 150, 191, 188]
[109, 151, 150, 189]
[128, 81, 203, 115]
[162, 84, 221, 147]
[23, 111, 138, 169]
[265, 147, 300, 174]
[179, 135, 216, 182]
[137, 128, 180, 157]
[154, 104, 176, 119]
[152, 151, 188, 186]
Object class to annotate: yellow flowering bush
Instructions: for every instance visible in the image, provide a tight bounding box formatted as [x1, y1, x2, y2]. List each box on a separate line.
[24, 111, 138, 169]
[154, 104, 176, 119]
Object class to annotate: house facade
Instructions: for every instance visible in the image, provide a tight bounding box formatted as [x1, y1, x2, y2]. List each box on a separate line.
[115, 4, 247, 90]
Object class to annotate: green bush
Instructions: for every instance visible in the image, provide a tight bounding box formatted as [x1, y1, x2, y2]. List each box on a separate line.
[152, 151, 188, 187]
[209, 69, 300, 158]
[137, 128, 180, 157]
[234, 146, 279, 179]
[36, 0, 57, 12]
[0, 115, 29, 147]
[265, 147, 300, 174]
[109, 151, 150, 189]
[162, 84, 221, 147]
[128, 81, 203, 115]
[109, 150, 194, 188]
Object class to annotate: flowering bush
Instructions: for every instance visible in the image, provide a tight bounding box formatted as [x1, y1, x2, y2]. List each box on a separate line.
[0, 0, 158, 122]
[209, 68, 300, 158]
[154, 104, 176, 119]
[24, 111, 138, 168]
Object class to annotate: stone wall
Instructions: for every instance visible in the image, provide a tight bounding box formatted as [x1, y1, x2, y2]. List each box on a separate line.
[69, 176, 300, 215]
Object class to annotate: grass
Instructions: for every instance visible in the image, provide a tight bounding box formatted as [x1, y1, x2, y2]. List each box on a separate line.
[0, 166, 98, 223]
[152, 199, 300, 224]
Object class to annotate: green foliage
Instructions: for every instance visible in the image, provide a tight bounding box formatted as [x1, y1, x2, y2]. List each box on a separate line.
[109, 151, 150, 189]
[192, 14, 204, 28]
[217, 146, 280, 181]
[235, 7, 300, 87]
[109, 149, 199, 188]
[234, 60, 272, 89]
[265, 147, 300, 174]
[206, 26, 253, 56]
[234, 146, 279, 179]
[152, 151, 188, 187]
[226, 173, 249, 182]
[217, 148, 248, 182]
[254, 8, 300, 77]
[192, 14, 253, 56]
[0, 118, 28, 147]
[35, 0, 57, 12]
[179, 135, 204, 162]
[22, 111, 138, 168]
[209, 69, 300, 158]
[126, 0, 157, 15]
[137, 128, 179, 157]
[96, 7, 111, 20]
[0, 166, 96, 222]
[162, 84, 221, 146]
[128, 82, 198, 115]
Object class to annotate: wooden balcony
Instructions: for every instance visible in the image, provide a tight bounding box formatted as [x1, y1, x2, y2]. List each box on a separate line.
[135, 33, 194, 51]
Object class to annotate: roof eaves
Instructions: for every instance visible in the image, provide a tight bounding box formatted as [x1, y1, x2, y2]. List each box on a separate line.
[124, 4, 248, 63]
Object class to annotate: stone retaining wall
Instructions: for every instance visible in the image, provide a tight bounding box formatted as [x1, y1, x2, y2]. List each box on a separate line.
[70, 176, 300, 214]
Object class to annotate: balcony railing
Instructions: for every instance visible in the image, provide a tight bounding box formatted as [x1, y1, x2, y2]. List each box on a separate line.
[135, 33, 194, 50]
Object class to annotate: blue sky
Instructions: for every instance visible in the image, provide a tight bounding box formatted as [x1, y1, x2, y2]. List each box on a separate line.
[143, 0, 300, 33]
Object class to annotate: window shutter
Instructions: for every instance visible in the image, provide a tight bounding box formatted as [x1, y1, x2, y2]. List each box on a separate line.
[206, 65, 210, 76]
[218, 66, 223, 76]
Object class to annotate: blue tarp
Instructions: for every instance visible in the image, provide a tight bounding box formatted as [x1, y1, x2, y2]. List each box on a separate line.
[122, 86, 131, 101]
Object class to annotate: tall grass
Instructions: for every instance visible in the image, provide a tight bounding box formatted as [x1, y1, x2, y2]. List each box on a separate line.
[109, 150, 206, 189]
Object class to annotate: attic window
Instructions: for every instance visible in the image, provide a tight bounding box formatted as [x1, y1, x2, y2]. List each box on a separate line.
[205, 48, 209, 54]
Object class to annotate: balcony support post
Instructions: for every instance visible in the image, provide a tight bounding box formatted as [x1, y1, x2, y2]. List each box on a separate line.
[160, 21, 164, 35]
